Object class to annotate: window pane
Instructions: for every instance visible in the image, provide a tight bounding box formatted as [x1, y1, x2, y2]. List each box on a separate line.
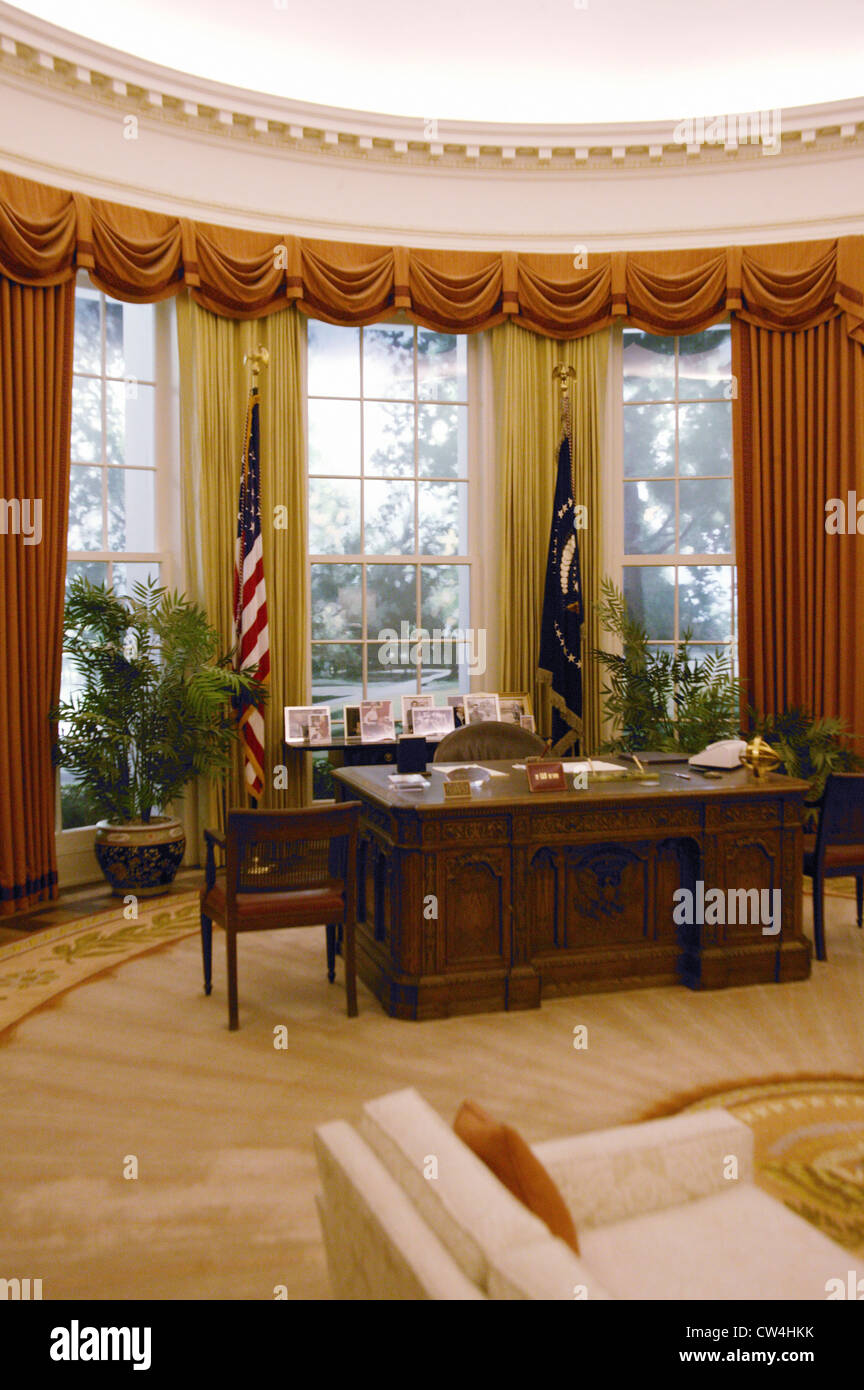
[418, 403, 467, 479]
[622, 331, 675, 402]
[106, 301, 155, 382]
[68, 466, 103, 550]
[418, 331, 467, 401]
[367, 563, 415, 635]
[113, 562, 161, 595]
[421, 643, 472, 695]
[107, 468, 156, 551]
[624, 479, 675, 554]
[311, 642, 363, 706]
[623, 403, 675, 477]
[364, 479, 414, 554]
[73, 294, 101, 374]
[623, 565, 675, 640]
[363, 325, 414, 399]
[678, 566, 733, 641]
[106, 381, 156, 469]
[421, 564, 470, 635]
[364, 401, 414, 477]
[71, 378, 102, 463]
[311, 563, 362, 639]
[308, 321, 360, 397]
[677, 327, 731, 400]
[366, 646, 419, 700]
[66, 558, 108, 596]
[308, 399, 360, 476]
[678, 402, 732, 476]
[418, 481, 467, 555]
[309, 478, 361, 553]
[679, 478, 732, 554]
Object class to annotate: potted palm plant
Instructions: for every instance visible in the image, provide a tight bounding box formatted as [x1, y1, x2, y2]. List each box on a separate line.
[53, 576, 266, 895]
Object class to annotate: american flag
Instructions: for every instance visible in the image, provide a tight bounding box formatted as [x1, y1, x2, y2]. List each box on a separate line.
[233, 388, 270, 802]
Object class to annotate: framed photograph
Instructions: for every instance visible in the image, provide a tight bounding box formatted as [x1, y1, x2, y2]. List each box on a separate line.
[498, 692, 533, 726]
[463, 692, 501, 726]
[411, 706, 455, 739]
[307, 708, 332, 745]
[359, 699, 395, 743]
[446, 694, 466, 727]
[400, 693, 435, 733]
[519, 714, 537, 734]
[285, 706, 326, 743]
[344, 704, 361, 739]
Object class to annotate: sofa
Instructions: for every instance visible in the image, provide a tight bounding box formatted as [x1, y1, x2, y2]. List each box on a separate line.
[314, 1087, 862, 1300]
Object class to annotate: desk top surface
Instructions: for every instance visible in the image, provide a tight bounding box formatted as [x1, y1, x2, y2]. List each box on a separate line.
[333, 760, 809, 813]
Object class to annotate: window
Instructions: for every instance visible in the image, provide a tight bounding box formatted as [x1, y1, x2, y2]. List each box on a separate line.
[59, 275, 166, 830]
[618, 325, 735, 667]
[307, 321, 471, 736]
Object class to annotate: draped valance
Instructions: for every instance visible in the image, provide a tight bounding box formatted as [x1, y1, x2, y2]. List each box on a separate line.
[1, 170, 862, 341]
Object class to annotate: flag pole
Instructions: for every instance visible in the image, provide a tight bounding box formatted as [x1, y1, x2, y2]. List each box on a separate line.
[236, 344, 270, 813]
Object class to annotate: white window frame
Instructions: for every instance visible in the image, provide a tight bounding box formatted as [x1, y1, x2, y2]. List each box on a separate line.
[56, 275, 181, 886]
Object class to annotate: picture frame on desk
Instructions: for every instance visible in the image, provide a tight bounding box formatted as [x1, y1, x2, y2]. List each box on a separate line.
[360, 699, 395, 742]
[401, 693, 435, 733]
[446, 695, 466, 727]
[464, 692, 501, 726]
[285, 705, 330, 744]
[343, 704, 361, 740]
[499, 692, 533, 725]
[411, 706, 455, 738]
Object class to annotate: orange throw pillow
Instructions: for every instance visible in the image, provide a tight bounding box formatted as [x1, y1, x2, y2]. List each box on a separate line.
[454, 1099, 579, 1254]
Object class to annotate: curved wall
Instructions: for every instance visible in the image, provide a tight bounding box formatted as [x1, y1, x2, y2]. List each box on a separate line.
[1, 6, 863, 252]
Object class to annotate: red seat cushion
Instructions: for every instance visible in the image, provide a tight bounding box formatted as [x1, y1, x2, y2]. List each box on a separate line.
[803, 836, 864, 876]
[201, 872, 346, 927]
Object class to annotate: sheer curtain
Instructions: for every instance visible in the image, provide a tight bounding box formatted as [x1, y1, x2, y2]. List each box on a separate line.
[177, 295, 309, 858]
[491, 322, 609, 754]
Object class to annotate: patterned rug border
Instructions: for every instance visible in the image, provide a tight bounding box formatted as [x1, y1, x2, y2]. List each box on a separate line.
[0, 891, 200, 1041]
[640, 1072, 864, 1122]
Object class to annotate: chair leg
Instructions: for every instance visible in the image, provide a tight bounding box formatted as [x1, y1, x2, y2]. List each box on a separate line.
[343, 916, 358, 1018]
[326, 923, 336, 983]
[226, 929, 239, 1030]
[201, 914, 213, 995]
[856, 876, 863, 929]
[813, 874, 826, 962]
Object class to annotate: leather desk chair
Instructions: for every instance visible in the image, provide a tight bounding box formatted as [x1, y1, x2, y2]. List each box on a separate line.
[802, 773, 864, 961]
[200, 803, 360, 1029]
[434, 720, 546, 763]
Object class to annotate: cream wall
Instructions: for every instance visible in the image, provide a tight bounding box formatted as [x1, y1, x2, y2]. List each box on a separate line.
[0, 7, 863, 249]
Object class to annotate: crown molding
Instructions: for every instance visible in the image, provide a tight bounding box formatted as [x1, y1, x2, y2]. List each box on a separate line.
[1, 2, 862, 175]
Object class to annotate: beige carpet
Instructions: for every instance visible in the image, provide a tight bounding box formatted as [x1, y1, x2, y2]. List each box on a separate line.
[1, 893, 862, 1301]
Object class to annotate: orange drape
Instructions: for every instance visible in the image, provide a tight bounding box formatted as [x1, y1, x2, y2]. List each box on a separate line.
[1, 170, 862, 341]
[0, 276, 75, 914]
[0, 167, 862, 912]
[733, 316, 864, 738]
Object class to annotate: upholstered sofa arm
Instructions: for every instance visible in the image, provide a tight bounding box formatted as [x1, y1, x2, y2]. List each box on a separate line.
[487, 1240, 614, 1301]
[314, 1121, 484, 1300]
[532, 1108, 754, 1230]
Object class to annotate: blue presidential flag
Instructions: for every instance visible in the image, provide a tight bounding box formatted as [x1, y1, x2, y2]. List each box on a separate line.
[538, 431, 583, 752]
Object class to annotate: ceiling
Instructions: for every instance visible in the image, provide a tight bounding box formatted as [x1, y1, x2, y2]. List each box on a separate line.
[13, 0, 864, 125]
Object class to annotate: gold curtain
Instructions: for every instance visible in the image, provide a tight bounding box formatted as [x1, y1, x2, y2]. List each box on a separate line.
[0, 277, 75, 913]
[732, 316, 864, 738]
[177, 294, 309, 859]
[2, 171, 862, 341]
[492, 322, 609, 754]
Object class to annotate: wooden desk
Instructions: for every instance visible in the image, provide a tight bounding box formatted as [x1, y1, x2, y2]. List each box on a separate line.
[332, 761, 811, 1019]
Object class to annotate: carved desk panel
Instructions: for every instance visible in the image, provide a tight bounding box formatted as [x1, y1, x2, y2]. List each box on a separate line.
[334, 762, 811, 1019]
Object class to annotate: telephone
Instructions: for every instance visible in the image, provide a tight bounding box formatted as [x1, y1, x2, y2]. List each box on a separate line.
[688, 738, 748, 771]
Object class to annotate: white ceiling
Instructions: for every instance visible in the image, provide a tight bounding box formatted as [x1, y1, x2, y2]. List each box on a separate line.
[13, 0, 864, 125]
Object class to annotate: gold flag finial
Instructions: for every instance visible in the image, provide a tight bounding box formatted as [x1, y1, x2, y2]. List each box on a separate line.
[243, 345, 270, 379]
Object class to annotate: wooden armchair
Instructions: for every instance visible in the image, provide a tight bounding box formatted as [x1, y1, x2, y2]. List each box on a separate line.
[802, 773, 864, 961]
[200, 804, 361, 1029]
